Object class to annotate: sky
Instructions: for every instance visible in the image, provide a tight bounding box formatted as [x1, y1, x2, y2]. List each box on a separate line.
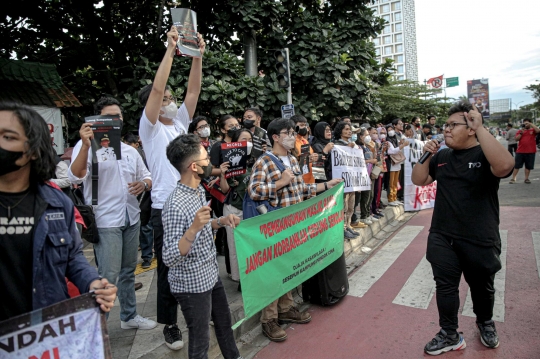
[414, 0, 540, 110]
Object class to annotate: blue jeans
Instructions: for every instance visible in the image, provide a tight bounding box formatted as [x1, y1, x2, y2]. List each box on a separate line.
[139, 221, 153, 262]
[95, 211, 140, 322]
[173, 278, 240, 359]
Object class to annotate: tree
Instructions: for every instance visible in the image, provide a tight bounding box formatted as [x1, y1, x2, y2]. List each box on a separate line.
[524, 81, 540, 108]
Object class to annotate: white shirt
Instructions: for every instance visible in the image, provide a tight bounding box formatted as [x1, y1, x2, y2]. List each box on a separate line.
[95, 146, 117, 162]
[68, 141, 151, 228]
[139, 104, 191, 209]
[386, 142, 403, 172]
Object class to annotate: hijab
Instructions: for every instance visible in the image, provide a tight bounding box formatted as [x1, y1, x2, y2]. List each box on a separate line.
[312, 121, 331, 147]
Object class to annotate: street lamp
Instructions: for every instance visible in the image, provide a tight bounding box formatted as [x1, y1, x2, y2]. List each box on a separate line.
[512, 101, 524, 124]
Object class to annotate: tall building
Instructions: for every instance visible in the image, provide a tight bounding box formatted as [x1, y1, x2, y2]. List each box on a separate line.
[367, 0, 418, 82]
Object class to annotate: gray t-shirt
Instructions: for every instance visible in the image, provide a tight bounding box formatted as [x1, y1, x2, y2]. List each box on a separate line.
[506, 128, 518, 145]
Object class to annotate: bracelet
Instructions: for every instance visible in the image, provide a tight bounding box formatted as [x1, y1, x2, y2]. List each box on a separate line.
[324, 182, 328, 190]
[217, 217, 225, 227]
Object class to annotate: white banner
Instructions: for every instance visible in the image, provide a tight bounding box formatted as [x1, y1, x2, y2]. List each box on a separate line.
[331, 145, 371, 193]
[403, 140, 437, 211]
[32, 106, 64, 155]
[0, 294, 110, 359]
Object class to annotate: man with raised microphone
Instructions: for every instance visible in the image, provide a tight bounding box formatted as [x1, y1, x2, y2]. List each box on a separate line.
[412, 101, 514, 356]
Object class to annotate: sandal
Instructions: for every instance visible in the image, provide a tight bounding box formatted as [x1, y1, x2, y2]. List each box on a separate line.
[509, 179, 515, 184]
[524, 179, 531, 184]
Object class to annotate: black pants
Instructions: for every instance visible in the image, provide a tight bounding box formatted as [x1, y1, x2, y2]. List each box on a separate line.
[351, 191, 361, 223]
[151, 208, 178, 325]
[173, 278, 240, 359]
[507, 143, 517, 157]
[397, 163, 404, 199]
[426, 232, 501, 334]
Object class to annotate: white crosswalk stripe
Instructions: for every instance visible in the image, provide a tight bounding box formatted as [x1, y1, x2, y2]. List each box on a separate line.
[348, 225, 424, 298]
[392, 255, 434, 309]
[462, 230, 507, 322]
[533, 232, 540, 279]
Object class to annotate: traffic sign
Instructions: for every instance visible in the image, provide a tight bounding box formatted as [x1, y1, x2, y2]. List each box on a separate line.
[446, 77, 459, 87]
[281, 104, 295, 119]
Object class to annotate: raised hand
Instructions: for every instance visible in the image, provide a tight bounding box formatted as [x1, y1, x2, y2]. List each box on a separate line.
[465, 104, 483, 131]
[79, 123, 94, 149]
[167, 26, 179, 49]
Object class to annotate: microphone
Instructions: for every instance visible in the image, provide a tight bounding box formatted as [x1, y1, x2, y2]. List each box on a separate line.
[418, 134, 445, 164]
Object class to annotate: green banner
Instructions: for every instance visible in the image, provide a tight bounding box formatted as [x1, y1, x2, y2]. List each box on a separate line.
[232, 183, 344, 328]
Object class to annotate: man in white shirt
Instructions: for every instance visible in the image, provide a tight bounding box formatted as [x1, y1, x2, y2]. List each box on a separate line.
[69, 96, 156, 330]
[137, 25, 205, 350]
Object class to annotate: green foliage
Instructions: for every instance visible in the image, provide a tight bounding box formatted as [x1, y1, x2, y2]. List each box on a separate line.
[524, 81, 540, 108]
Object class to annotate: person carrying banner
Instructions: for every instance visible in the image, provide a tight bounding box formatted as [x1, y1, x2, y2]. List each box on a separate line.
[509, 119, 539, 184]
[411, 101, 514, 355]
[0, 102, 117, 322]
[248, 118, 342, 342]
[69, 97, 155, 330]
[137, 25, 206, 350]
[162, 134, 242, 359]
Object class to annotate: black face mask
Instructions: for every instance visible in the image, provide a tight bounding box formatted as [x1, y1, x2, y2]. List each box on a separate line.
[243, 120, 255, 129]
[196, 163, 213, 179]
[0, 147, 24, 177]
[227, 126, 240, 139]
[296, 126, 308, 137]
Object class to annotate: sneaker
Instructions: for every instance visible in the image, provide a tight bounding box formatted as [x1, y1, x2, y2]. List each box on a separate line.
[388, 201, 399, 206]
[121, 315, 157, 330]
[369, 216, 379, 222]
[163, 324, 184, 350]
[361, 218, 373, 225]
[278, 306, 312, 324]
[134, 282, 143, 291]
[141, 259, 151, 269]
[361, 246, 372, 253]
[346, 227, 360, 236]
[351, 221, 367, 229]
[372, 213, 382, 219]
[262, 319, 287, 342]
[424, 329, 466, 356]
[477, 320, 499, 348]
[509, 179, 516, 184]
[344, 230, 356, 240]
[374, 211, 385, 217]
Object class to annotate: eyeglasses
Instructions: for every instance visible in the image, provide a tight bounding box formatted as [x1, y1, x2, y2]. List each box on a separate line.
[443, 122, 468, 131]
[196, 124, 209, 130]
[162, 96, 176, 103]
[279, 130, 296, 137]
[324, 128, 332, 132]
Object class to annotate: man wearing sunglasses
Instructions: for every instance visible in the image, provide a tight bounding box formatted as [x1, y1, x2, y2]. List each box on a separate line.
[412, 101, 514, 355]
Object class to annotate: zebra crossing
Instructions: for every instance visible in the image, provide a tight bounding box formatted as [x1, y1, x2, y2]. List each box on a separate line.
[348, 226, 539, 323]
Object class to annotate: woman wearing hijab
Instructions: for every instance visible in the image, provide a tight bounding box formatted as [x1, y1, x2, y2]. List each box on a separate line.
[311, 122, 335, 182]
[385, 124, 409, 206]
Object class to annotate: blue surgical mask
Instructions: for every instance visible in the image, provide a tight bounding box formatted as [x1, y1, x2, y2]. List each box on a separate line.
[351, 134, 358, 142]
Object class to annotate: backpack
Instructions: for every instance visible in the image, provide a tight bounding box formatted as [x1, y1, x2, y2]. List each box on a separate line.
[242, 152, 286, 220]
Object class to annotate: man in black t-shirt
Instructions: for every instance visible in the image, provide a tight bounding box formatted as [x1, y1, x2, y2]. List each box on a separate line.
[412, 101, 514, 355]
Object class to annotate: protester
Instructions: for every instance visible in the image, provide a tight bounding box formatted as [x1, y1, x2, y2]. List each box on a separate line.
[162, 134, 242, 359]
[189, 115, 216, 154]
[412, 116, 422, 135]
[69, 96, 155, 330]
[310, 121, 334, 181]
[248, 118, 341, 342]
[290, 114, 318, 184]
[0, 101, 117, 322]
[385, 124, 409, 206]
[50, 156, 71, 191]
[358, 128, 379, 226]
[404, 124, 416, 139]
[392, 118, 405, 203]
[367, 127, 385, 217]
[219, 129, 254, 285]
[243, 107, 270, 155]
[333, 121, 361, 239]
[427, 115, 437, 136]
[509, 119, 540, 184]
[137, 25, 205, 350]
[420, 124, 432, 141]
[412, 101, 514, 355]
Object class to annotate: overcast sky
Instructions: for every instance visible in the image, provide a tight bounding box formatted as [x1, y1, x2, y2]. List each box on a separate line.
[414, 0, 539, 110]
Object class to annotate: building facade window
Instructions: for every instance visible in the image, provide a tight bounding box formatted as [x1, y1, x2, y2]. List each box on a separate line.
[393, 1, 401, 10]
[373, 38, 380, 46]
[396, 44, 403, 52]
[395, 22, 402, 31]
[384, 46, 392, 55]
[383, 25, 391, 34]
[396, 54, 404, 63]
[382, 14, 390, 23]
[397, 65, 404, 74]
[394, 12, 402, 21]
[375, 48, 380, 56]
[395, 33, 403, 42]
[383, 35, 392, 44]
[381, 4, 390, 13]
[397, 75, 405, 81]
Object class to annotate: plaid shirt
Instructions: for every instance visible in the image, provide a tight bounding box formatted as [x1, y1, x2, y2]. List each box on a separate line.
[248, 152, 317, 208]
[162, 183, 218, 293]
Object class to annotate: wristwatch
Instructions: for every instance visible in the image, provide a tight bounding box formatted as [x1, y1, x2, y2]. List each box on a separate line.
[217, 217, 225, 227]
[141, 181, 149, 191]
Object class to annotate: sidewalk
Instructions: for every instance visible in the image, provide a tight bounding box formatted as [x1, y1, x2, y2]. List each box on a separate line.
[83, 203, 409, 359]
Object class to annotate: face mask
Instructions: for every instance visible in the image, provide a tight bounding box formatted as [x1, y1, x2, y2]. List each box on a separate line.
[281, 136, 296, 150]
[370, 134, 378, 141]
[161, 102, 178, 119]
[243, 120, 255, 129]
[296, 126, 308, 137]
[351, 134, 358, 142]
[198, 127, 211, 138]
[364, 136, 371, 144]
[227, 126, 240, 138]
[246, 141, 253, 155]
[380, 134, 387, 140]
[0, 147, 24, 176]
[388, 130, 395, 137]
[196, 163, 213, 179]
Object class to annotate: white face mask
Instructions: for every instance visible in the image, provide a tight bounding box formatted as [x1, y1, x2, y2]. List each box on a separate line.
[371, 134, 378, 141]
[161, 102, 178, 119]
[198, 127, 211, 138]
[380, 134, 387, 140]
[364, 135, 371, 144]
[388, 130, 395, 137]
[246, 141, 253, 155]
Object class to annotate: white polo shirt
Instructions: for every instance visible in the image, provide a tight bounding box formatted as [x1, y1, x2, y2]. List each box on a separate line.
[68, 142, 151, 228]
[139, 104, 191, 209]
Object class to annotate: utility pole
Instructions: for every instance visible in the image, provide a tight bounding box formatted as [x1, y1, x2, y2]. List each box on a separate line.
[285, 48, 292, 104]
[244, 30, 257, 77]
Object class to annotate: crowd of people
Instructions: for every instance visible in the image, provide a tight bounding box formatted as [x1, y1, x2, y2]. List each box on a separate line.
[0, 24, 536, 359]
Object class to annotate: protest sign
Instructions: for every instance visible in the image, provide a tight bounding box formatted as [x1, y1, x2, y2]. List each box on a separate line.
[170, 8, 201, 58]
[233, 183, 345, 328]
[221, 141, 249, 178]
[331, 145, 371, 192]
[298, 144, 310, 174]
[0, 293, 111, 359]
[85, 115, 122, 162]
[403, 140, 437, 211]
[251, 127, 267, 159]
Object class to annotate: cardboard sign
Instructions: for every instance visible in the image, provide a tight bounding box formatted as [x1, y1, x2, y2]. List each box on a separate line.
[298, 144, 310, 174]
[251, 127, 267, 159]
[85, 115, 122, 162]
[170, 8, 201, 58]
[221, 141, 249, 178]
[403, 140, 437, 211]
[331, 145, 371, 192]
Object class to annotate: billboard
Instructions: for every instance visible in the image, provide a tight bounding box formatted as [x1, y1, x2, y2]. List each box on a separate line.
[490, 99, 511, 114]
[467, 79, 490, 119]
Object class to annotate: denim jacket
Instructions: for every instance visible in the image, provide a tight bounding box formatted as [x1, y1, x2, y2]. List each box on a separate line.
[32, 183, 100, 310]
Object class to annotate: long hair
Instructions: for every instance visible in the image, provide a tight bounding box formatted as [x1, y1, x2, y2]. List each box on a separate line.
[0, 102, 57, 183]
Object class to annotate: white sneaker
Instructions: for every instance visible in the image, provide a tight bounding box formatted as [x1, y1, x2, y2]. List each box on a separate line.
[121, 315, 158, 330]
[388, 201, 399, 206]
[369, 216, 379, 222]
[361, 246, 372, 253]
[361, 218, 373, 225]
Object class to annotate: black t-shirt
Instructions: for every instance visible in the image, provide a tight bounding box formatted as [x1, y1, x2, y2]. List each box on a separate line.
[428, 145, 509, 246]
[210, 140, 225, 167]
[0, 187, 36, 321]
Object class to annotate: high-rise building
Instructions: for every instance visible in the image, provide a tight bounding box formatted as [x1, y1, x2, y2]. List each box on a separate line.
[367, 0, 418, 82]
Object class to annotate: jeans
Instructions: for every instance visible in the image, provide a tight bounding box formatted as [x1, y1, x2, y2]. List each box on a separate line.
[426, 232, 502, 334]
[95, 211, 140, 321]
[151, 208, 178, 325]
[173, 278, 240, 359]
[139, 221, 153, 262]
